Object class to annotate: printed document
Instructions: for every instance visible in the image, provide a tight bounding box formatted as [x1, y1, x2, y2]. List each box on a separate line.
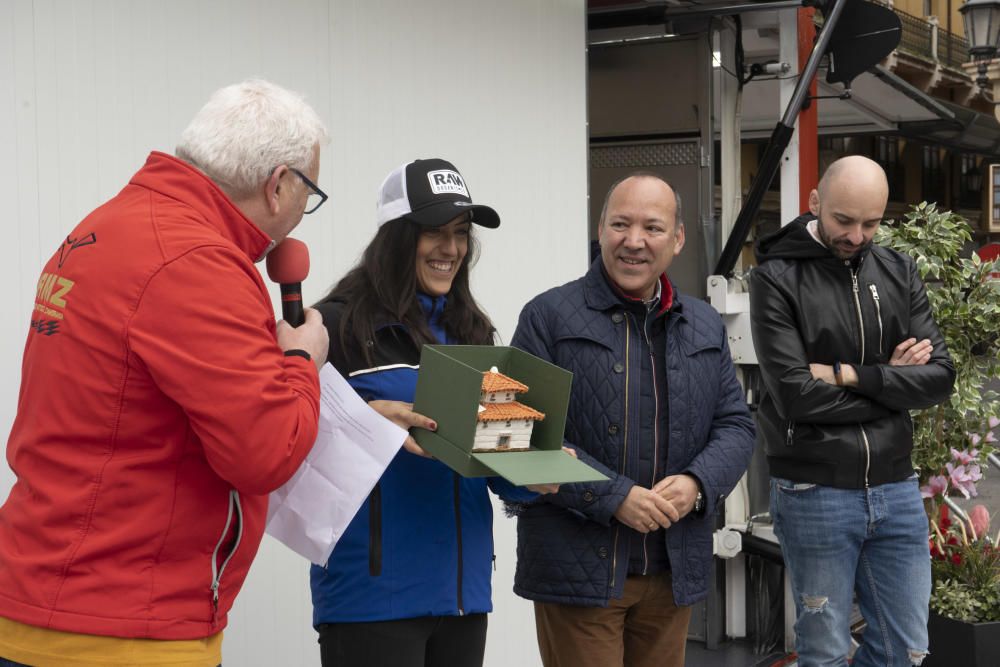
[266, 363, 406, 564]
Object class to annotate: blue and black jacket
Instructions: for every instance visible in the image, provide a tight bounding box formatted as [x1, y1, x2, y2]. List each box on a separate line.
[310, 292, 535, 624]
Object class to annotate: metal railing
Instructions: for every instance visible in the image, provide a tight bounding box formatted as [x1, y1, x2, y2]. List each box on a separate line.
[897, 9, 933, 58]
[892, 7, 971, 71]
[939, 30, 971, 70]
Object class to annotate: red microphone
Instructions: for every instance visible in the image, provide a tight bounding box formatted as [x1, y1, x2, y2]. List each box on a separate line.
[266, 238, 310, 327]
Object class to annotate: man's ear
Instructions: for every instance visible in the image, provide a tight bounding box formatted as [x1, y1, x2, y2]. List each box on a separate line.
[808, 189, 821, 217]
[673, 223, 686, 256]
[265, 166, 287, 216]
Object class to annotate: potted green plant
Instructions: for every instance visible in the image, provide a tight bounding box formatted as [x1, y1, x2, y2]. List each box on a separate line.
[877, 202, 1000, 666]
[924, 503, 1000, 665]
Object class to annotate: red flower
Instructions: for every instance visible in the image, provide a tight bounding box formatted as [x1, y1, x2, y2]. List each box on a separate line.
[951, 554, 962, 565]
[947, 536, 959, 546]
[940, 516, 952, 530]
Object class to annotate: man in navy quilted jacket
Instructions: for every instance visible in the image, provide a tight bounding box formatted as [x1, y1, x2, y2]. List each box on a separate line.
[511, 173, 754, 667]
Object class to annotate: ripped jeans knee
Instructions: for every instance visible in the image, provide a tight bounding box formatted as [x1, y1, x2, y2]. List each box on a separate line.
[801, 594, 829, 613]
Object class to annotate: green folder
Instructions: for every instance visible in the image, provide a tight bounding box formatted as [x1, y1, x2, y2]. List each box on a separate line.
[412, 345, 607, 486]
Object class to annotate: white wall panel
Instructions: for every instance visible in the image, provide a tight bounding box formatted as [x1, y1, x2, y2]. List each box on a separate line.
[2, 1, 41, 499]
[0, 2, 586, 665]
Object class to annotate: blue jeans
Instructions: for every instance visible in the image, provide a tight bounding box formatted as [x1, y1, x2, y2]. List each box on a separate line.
[770, 475, 930, 667]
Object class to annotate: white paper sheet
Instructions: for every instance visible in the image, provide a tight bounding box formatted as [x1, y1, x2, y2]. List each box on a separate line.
[266, 363, 407, 564]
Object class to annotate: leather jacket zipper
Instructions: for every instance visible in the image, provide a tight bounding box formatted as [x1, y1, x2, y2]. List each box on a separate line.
[869, 284, 883, 356]
[610, 316, 631, 590]
[849, 265, 871, 487]
[860, 426, 871, 488]
[786, 420, 795, 447]
[210, 490, 244, 619]
[849, 267, 866, 363]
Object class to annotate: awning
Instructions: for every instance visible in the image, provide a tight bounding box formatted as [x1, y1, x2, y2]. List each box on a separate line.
[726, 64, 952, 137]
[729, 62, 1000, 155]
[896, 97, 1000, 156]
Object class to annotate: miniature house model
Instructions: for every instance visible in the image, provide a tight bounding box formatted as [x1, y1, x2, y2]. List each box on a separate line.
[473, 366, 545, 452]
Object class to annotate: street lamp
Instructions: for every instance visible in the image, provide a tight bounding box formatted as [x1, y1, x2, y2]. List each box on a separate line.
[960, 0, 1000, 90]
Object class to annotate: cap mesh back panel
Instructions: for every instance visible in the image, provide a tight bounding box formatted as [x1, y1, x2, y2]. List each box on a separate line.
[375, 163, 411, 226]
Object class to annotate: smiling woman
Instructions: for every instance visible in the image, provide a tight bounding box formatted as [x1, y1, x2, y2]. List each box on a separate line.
[416, 216, 471, 297]
[308, 159, 540, 667]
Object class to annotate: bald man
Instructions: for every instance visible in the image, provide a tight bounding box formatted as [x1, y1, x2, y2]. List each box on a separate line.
[749, 156, 955, 666]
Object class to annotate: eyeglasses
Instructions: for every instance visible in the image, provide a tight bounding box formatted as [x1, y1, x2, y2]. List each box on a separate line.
[290, 168, 328, 214]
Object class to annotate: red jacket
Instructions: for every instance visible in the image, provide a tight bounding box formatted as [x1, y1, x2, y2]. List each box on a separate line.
[0, 152, 320, 640]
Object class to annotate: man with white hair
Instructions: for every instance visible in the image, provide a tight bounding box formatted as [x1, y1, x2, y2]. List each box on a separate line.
[750, 155, 955, 666]
[0, 80, 330, 666]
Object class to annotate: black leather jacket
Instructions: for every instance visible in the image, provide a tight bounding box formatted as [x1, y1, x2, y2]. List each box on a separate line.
[749, 215, 955, 488]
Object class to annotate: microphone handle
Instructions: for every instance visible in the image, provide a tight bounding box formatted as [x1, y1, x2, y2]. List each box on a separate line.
[279, 282, 304, 327]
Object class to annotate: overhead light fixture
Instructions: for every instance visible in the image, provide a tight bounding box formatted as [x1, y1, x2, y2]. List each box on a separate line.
[960, 0, 1000, 90]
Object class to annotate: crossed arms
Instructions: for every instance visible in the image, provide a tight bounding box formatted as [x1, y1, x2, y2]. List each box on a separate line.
[748, 258, 955, 425]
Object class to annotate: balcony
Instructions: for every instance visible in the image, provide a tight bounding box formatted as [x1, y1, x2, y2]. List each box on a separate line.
[860, 4, 978, 102]
[938, 29, 971, 70]
[892, 6, 970, 72]
[896, 9, 933, 57]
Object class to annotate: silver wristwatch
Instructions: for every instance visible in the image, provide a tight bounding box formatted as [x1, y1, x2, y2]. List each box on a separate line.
[693, 490, 705, 514]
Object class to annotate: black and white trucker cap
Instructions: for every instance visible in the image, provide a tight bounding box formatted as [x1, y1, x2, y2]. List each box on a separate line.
[375, 159, 500, 229]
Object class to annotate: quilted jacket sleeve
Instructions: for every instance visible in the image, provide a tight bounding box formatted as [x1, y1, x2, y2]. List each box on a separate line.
[129, 246, 320, 496]
[511, 300, 634, 525]
[682, 333, 755, 518]
[750, 267, 892, 424]
[849, 257, 955, 410]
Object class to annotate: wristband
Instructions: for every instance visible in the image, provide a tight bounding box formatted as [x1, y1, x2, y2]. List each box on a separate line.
[284, 349, 312, 362]
[833, 360, 844, 386]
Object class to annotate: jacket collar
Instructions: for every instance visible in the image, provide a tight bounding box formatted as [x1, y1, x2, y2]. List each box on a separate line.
[373, 292, 447, 335]
[418, 292, 449, 343]
[417, 292, 447, 322]
[128, 151, 274, 263]
[583, 257, 683, 320]
[757, 214, 872, 268]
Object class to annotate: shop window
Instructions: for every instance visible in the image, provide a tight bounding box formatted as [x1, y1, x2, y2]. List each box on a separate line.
[960, 154, 983, 210]
[876, 136, 903, 202]
[922, 146, 945, 205]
